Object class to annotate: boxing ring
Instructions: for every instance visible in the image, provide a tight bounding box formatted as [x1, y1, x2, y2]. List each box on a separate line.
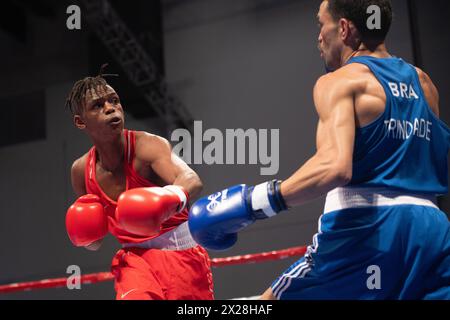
[0, 245, 306, 298]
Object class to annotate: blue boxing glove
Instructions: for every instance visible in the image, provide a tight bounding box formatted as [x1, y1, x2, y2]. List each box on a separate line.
[188, 180, 288, 251]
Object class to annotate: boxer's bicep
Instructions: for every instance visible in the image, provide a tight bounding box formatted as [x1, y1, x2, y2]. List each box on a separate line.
[138, 134, 203, 198]
[147, 136, 189, 184]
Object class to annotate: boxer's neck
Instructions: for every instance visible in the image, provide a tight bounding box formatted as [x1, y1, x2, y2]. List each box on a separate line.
[342, 43, 390, 65]
[94, 133, 125, 172]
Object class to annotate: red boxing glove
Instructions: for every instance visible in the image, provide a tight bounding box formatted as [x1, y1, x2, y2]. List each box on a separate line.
[66, 194, 108, 247]
[116, 185, 188, 237]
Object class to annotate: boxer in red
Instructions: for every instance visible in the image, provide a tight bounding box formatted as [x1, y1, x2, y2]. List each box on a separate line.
[64, 68, 214, 300]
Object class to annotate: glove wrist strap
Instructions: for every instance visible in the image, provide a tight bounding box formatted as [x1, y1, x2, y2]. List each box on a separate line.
[251, 182, 276, 218]
[250, 180, 287, 219]
[164, 185, 188, 212]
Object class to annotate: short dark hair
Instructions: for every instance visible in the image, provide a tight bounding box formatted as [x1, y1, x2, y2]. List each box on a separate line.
[65, 64, 117, 115]
[326, 0, 392, 44]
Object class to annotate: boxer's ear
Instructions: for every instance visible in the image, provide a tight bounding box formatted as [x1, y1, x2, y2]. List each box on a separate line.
[74, 115, 86, 130]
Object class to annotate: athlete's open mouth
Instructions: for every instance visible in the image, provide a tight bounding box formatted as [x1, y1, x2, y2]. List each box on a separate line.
[108, 116, 122, 125]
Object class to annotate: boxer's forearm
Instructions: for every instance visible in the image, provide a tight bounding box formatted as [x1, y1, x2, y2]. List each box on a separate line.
[280, 153, 352, 208]
[173, 171, 203, 202]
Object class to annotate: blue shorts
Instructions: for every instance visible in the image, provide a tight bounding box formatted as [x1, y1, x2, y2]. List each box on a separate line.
[271, 189, 450, 300]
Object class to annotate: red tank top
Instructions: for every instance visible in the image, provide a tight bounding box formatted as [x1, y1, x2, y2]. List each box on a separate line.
[85, 129, 188, 244]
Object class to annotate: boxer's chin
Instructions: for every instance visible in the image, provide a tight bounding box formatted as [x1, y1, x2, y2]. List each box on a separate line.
[323, 60, 335, 74]
[323, 56, 340, 73]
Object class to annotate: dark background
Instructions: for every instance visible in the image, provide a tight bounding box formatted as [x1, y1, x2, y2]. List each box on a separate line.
[0, 0, 449, 300]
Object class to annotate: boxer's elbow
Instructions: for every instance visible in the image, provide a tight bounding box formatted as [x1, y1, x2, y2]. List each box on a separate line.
[329, 162, 352, 187]
[317, 151, 352, 188]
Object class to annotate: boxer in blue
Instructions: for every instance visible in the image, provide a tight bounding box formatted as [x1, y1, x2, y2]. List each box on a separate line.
[189, 0, 450, 299]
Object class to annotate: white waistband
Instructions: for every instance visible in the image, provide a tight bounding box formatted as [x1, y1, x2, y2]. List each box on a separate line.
[122, 222, 197, 250]
[324, 187, 438, 214]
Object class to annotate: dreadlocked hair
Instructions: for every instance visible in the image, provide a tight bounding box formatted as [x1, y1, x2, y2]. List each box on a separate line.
[65, 63, 118, 115]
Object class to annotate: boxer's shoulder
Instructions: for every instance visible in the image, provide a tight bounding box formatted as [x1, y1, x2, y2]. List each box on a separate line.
[134, 131, 171, 162]
[314, 69, 358, 102]
[315, 64, 372, 100]
[71, 153, 88, 175]
[331, 63, 371, 84]
[414, 66, 431, 84]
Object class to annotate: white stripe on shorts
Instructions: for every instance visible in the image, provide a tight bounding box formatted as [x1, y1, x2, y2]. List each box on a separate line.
[324, 187, 438, 214]
[272, 261, 311, 299]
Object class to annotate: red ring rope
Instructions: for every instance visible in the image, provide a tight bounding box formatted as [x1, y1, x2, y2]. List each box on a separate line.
[0, 245, 306, 294]
[210, 245, 306, 267]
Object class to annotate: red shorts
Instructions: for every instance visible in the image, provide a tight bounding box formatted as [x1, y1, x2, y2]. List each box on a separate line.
[111, 245, 214, 300]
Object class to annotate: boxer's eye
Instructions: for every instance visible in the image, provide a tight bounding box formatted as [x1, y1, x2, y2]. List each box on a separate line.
[93, 101, 103, 109]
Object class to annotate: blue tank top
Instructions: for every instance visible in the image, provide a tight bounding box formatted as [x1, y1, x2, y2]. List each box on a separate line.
[346, 56, 450, 195]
